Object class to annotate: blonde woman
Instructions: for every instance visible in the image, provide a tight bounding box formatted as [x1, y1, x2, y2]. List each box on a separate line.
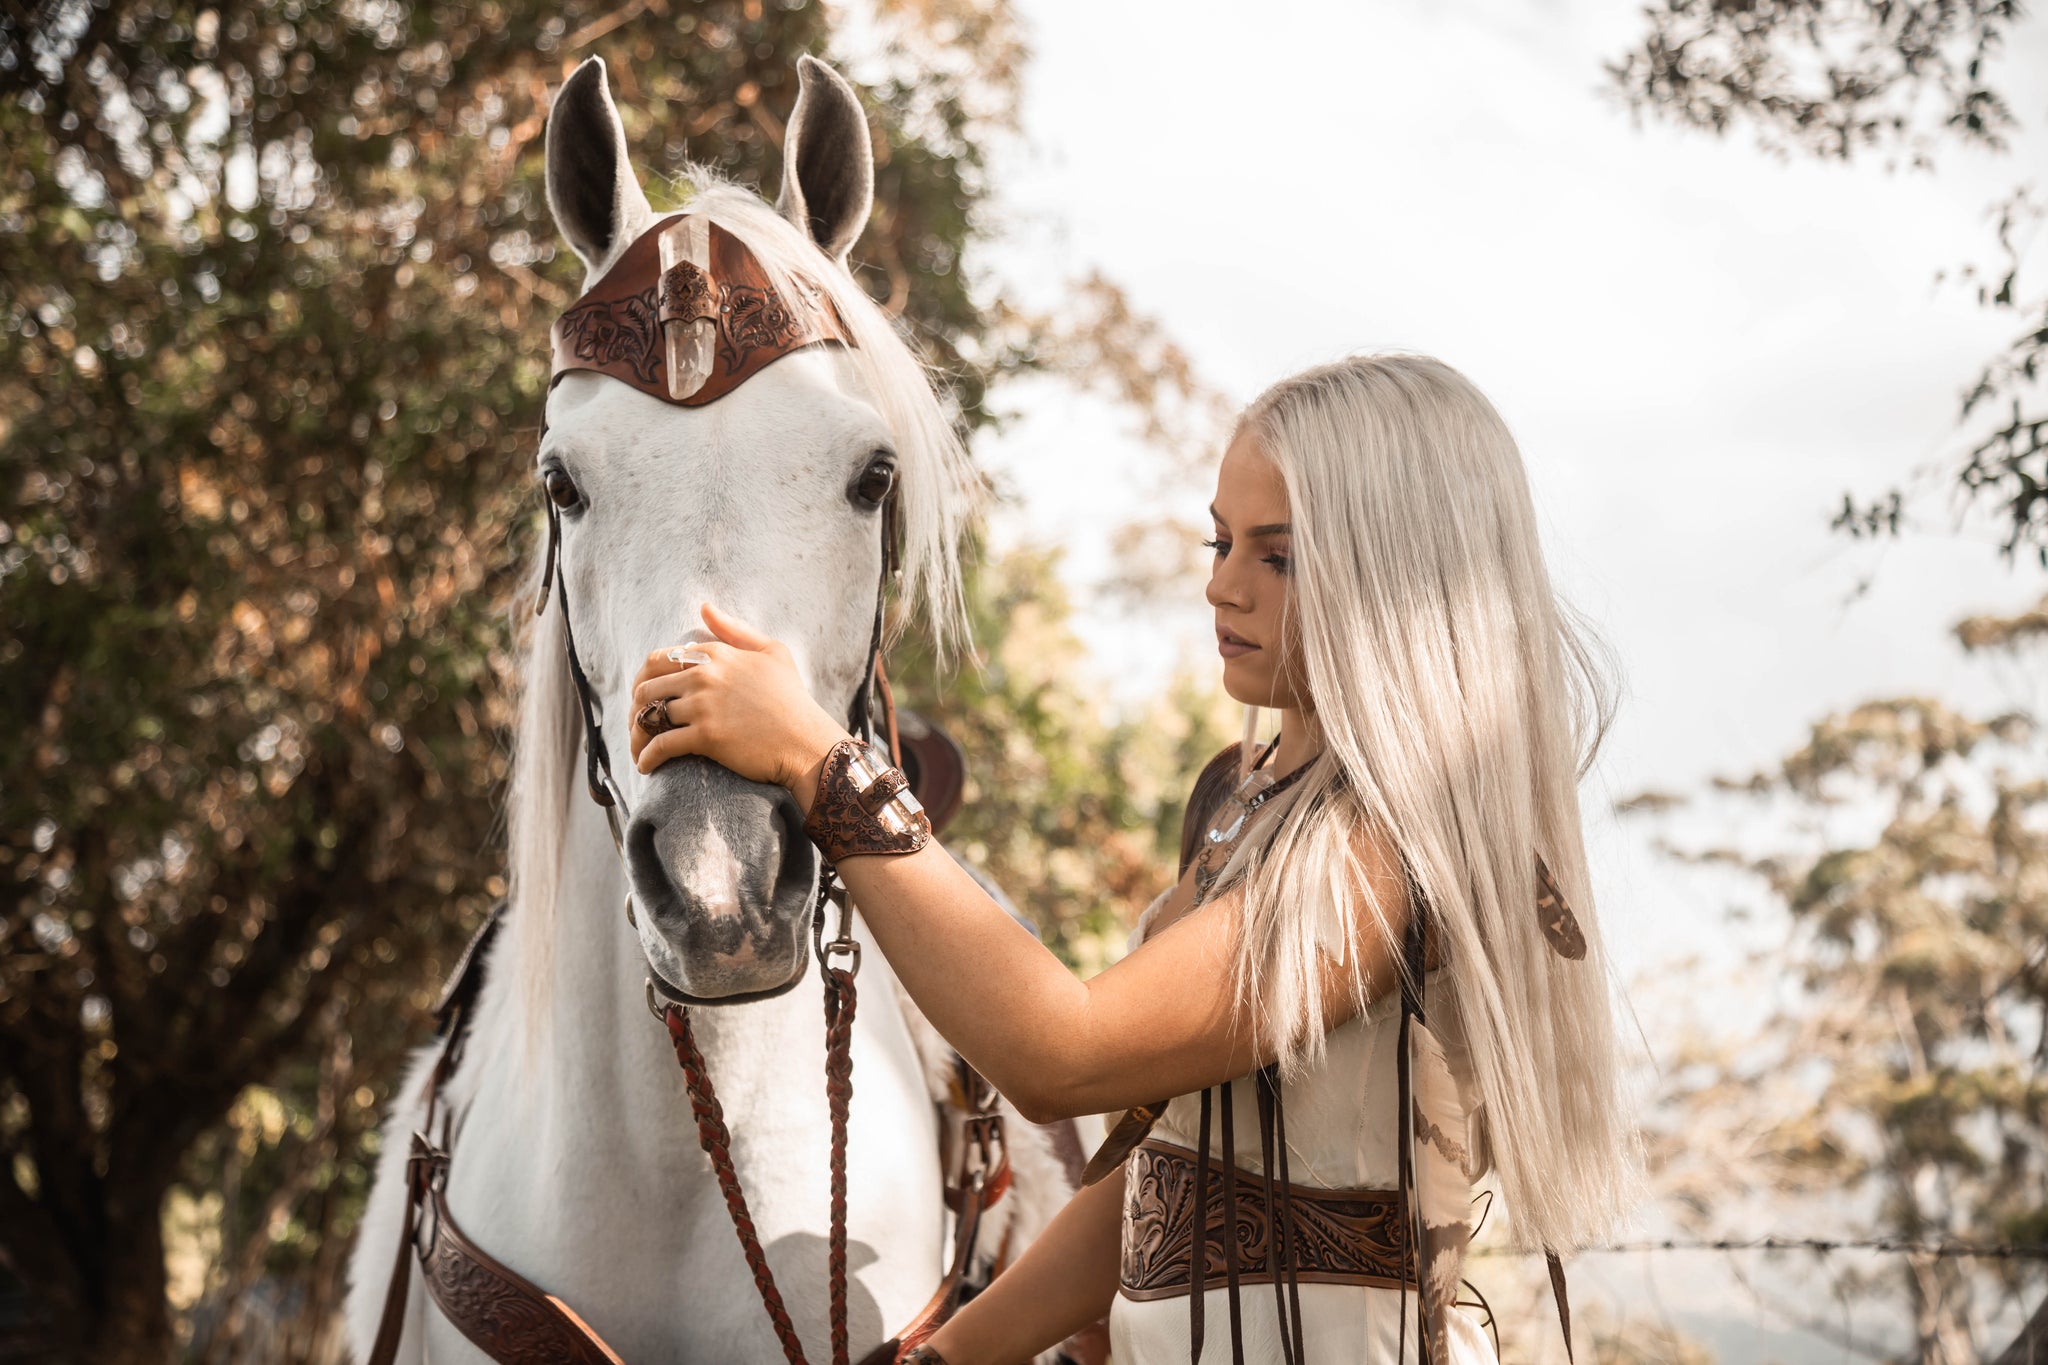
[628, 353, 1639, 1363]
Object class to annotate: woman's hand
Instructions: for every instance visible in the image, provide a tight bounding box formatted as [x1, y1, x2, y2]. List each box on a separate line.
[628, 602, 851, 803]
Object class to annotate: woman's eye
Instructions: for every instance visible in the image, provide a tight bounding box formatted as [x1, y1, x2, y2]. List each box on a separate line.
[1261, 553, 1292, 574]
[852, 455, 896, 508]
[1201, 537, 1230, 556]
[542, 466, 582, 511]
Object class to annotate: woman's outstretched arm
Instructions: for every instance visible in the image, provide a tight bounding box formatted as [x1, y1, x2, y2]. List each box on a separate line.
[916, 1169, 1124, 1365]
[624, 608, 1411, 1124]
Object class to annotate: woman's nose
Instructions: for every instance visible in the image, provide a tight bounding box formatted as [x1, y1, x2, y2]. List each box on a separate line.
[1205, 561, 1245, 611]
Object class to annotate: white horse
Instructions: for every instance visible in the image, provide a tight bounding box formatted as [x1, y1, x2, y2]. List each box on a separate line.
[344, 54, 1069, 1363]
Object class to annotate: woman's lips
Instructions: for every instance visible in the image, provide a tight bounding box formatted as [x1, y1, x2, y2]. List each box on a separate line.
[1217, 630, 1259, 658]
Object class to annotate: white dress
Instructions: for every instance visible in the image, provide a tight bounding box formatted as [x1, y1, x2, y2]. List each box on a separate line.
[1106, 894, 1499, 1365]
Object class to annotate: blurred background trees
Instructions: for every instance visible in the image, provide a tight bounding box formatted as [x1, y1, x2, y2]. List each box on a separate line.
[1607, 10, 2047, 1360]
[1626, 674, 2047, 1364]
[0, 1, 1224, 1360]
[1609, 0, 2046, 568]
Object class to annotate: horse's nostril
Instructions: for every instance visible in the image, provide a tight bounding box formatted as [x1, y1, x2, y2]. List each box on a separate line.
[624, 814, 683, 924]
[623, 786, 814, 930]
[620, 772, 824, 998]
[772, 791, 815, 905]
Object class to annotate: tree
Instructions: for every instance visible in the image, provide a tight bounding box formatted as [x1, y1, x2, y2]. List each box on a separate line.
[1624, 665, 2048, 1362]
[0, 0, 1239, 1354]
[0, 0, 1042, 1358]
[1607, 2, 2048, 566]
[1610, 13, 2048, 1353]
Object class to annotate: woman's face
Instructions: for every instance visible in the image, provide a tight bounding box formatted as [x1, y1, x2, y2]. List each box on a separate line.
[1206, 429, 1310, 711]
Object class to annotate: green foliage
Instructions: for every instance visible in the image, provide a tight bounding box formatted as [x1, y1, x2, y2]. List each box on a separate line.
[1606, 1, 2023, 166]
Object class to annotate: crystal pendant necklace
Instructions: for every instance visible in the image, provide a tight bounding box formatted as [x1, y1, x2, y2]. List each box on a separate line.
[1191, 738, 1317, 906]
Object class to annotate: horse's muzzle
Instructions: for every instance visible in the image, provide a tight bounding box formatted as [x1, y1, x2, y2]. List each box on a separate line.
[623, 758, 818, 1000]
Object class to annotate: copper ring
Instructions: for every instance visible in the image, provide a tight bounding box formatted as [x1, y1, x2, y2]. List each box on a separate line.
[636, 699, 675, 737]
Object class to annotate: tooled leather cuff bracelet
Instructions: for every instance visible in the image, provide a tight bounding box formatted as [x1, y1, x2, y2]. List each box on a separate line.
[801, 737, 932, 863]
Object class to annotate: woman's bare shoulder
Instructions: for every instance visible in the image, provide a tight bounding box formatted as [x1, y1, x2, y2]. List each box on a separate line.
[1333, 804, 1433, 966]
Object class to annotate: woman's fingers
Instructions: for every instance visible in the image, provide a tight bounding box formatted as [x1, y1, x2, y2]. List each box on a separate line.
[627, 700, 662, 762]
[636, 647, 684, 680]
[702, 602, 781, 653]
[628, 669, 700, 762]
[632, 663, 709, 709]
[636, 642, 716, 685]
[635, 703, 712, 773]
[629, 690, 696, 766]
[628, 638, 728, 767]
[628, 614, 811, 783]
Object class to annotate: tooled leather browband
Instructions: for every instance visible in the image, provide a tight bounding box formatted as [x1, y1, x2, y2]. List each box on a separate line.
[549, 212, 853, 407]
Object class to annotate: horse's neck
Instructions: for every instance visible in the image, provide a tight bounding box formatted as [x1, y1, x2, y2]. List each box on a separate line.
[426, 788, 949, 1362]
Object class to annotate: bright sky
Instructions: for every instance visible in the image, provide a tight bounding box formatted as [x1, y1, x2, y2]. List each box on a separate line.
[970, 1, 2048, 1353]
[975, 0, 2048, 959]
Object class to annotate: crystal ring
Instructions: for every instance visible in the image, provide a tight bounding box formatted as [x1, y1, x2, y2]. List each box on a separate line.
[666, 646, 711, 667]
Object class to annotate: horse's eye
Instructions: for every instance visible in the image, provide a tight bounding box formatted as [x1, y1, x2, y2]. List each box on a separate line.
[852, 454, 895, 509]
[543, 466, 582, 511]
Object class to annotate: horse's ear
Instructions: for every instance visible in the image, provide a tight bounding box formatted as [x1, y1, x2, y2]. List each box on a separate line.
[545, 56, 654, 276]
[777, 55, 874, 268]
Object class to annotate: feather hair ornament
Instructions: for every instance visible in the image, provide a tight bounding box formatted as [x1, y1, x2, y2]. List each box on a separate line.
[1405, 994, 1481, 1361]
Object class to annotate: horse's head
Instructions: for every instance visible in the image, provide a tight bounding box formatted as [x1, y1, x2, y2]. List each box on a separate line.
[534, 55, 971, 1002]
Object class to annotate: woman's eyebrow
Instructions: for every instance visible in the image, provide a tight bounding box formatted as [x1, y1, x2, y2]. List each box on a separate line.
[1207, 505, 1291, 537]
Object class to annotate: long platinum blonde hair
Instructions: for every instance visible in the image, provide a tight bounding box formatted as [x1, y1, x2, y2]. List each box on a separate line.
[1209, 352, 1638, 1251]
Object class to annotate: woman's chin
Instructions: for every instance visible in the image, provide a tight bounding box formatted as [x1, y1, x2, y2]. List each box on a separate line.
[1219, 660, 1306, 711]
[1218, 660, 1270, 706]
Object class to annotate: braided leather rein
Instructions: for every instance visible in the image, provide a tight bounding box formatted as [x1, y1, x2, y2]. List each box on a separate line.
[661, 959, 860, 1365]
[540, 453, 894, 1365]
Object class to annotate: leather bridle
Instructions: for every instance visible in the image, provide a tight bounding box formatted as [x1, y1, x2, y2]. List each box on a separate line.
[366, 214, 1006, 1365]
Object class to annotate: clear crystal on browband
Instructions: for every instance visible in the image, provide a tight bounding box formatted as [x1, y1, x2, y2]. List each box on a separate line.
[658, 214, 718, 402]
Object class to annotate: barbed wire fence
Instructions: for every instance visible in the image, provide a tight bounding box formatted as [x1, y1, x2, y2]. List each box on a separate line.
[1519, 1236, 2048, 1260]
[1466, 1234, 2048, 1363]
